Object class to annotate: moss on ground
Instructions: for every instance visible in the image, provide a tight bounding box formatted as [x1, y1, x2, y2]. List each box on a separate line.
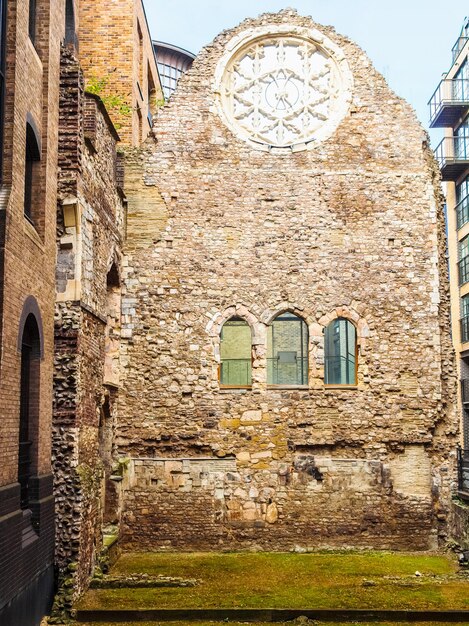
[77, 551, 469, 611]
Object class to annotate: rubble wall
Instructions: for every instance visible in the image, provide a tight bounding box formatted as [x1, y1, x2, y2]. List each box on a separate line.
[119, 10, 458, 551]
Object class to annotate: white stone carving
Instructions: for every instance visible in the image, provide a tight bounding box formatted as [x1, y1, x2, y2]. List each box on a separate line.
[213, 25, 353, 152]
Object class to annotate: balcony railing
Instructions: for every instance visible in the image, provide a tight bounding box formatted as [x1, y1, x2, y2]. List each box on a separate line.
[459, 255, 469, 285]
[428, 79, 469, 127]
[452, 37, 469, 63]
[267, 356, 308, 386]
[220, 358, 251, 386]
[457, 447, 469, 498]
[434, 136, 469, 181]
[461, 315, 469, 343]
[456, 193, 469, 229]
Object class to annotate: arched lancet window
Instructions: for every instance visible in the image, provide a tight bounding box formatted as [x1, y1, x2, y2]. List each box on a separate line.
[220, 317, 252, 387]
[65, 0, 76, 47]
[267, 312, 308, 386]
[24, 121, 41, 222]
[28, 0, 37, 44]
[104, 263, 121, 386]
[324, 318, 357, 385]
[18, 313, 41, 511]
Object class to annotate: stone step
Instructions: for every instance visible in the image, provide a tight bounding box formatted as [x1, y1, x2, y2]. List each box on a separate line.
[76, 607, 469, 623]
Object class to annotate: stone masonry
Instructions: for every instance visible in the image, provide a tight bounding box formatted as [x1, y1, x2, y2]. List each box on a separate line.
[118, 10, 459, 552]
[53, 45, 125, 608]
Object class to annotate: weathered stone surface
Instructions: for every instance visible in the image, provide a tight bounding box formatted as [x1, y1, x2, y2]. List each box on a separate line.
[117, 10, 458, 551]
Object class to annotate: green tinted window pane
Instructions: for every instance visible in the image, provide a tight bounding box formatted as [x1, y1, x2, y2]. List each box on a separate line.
[324, 318, 356, 385]
[267, 313, 308, 385]
[220, 319, 251, 386]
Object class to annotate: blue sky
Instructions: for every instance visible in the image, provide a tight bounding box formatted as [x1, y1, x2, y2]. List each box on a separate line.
[144, 1, 468, 143]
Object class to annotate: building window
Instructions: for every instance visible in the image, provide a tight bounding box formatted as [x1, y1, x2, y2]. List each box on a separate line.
[24, 122, 41, 223]
[28, 0, 36, 44]
[18, 314, 41, 511]
[459, 234, 469, 286]
[267, 312, 308, 386]
[456, 176, 469, 229]
[64, 0, 76, 47]
[455, 117, 469, 159]
[461, 295, 469, 343]
[220, 318, 252, 387]
[324, 318, 357, 385]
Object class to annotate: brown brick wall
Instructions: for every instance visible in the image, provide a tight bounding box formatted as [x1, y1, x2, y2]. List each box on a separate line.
[0, 0, 64, 621]
[78, 0, 161, 145]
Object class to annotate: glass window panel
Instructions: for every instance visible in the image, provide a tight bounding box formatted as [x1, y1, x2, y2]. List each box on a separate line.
[267, 313, 308, 385]
[220, 318, 252, 386]
[324, 318, 357, 385]
[459, 235, 469, 259]
[463, 294, 469, 318]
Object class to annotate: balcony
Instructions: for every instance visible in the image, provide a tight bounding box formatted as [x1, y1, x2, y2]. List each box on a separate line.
[459, 255, 469, 285]
[429, 79, 469, 127]
[456, 192, 469, 229]
[452, 37, 469, 63]
[434, 136, 469, 181]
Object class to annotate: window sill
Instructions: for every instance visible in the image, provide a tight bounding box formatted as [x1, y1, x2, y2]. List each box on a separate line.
[219, 387, 252, 394]
[23, 215, 44, 251]
[267, 385, 309, 390]
[324, 385, 358, 390]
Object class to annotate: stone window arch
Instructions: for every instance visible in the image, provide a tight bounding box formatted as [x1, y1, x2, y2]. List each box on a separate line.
[314, 306, 370, 388]
[220, 317, 252, 387]
[267, 311, 308, 386]
[324, 317, 357, 386]
[104, 262, 121, 386]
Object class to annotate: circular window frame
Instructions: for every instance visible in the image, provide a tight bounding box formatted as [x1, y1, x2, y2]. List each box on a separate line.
[212, 24, 354, 152]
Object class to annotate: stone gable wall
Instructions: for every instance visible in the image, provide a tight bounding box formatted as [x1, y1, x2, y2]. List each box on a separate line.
[118, 10, 458, 551]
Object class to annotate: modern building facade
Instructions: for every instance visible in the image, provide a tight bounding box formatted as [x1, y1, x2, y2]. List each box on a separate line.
[153, 41, 195, 100]
[429, 17, 469, 497]
[0, 1, 65, 624]
[118, 10, 458, 552]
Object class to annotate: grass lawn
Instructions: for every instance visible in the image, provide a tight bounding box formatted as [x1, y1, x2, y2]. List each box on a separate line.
[75, 623, 469, 626]
[76, 551, 469, 612]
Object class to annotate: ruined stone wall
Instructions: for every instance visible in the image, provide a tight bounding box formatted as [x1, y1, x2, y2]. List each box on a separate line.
[53, 48, 125, 608]
[118, 10, 459, 552]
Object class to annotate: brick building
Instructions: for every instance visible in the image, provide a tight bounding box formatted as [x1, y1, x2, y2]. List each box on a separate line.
[118, 10, 459, 552]
[0, 1, 65, 624]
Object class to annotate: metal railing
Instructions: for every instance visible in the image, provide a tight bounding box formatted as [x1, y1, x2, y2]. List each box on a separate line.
[428, 79, 469, 124]
[453, 37, 469, 62]
[434, 136, 469, 167]
[461, 316, 469, 343]
[324, 355, 356, 385]
[220, 358, 251, 386]
[457, 447, 469, 495]
[457, 192, 469, 229]
[459, 255, 469, 285]
[267, 357, 308, 385]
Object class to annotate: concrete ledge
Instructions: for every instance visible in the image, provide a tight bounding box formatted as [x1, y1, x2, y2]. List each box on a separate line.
[76, 608, 469, 622]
